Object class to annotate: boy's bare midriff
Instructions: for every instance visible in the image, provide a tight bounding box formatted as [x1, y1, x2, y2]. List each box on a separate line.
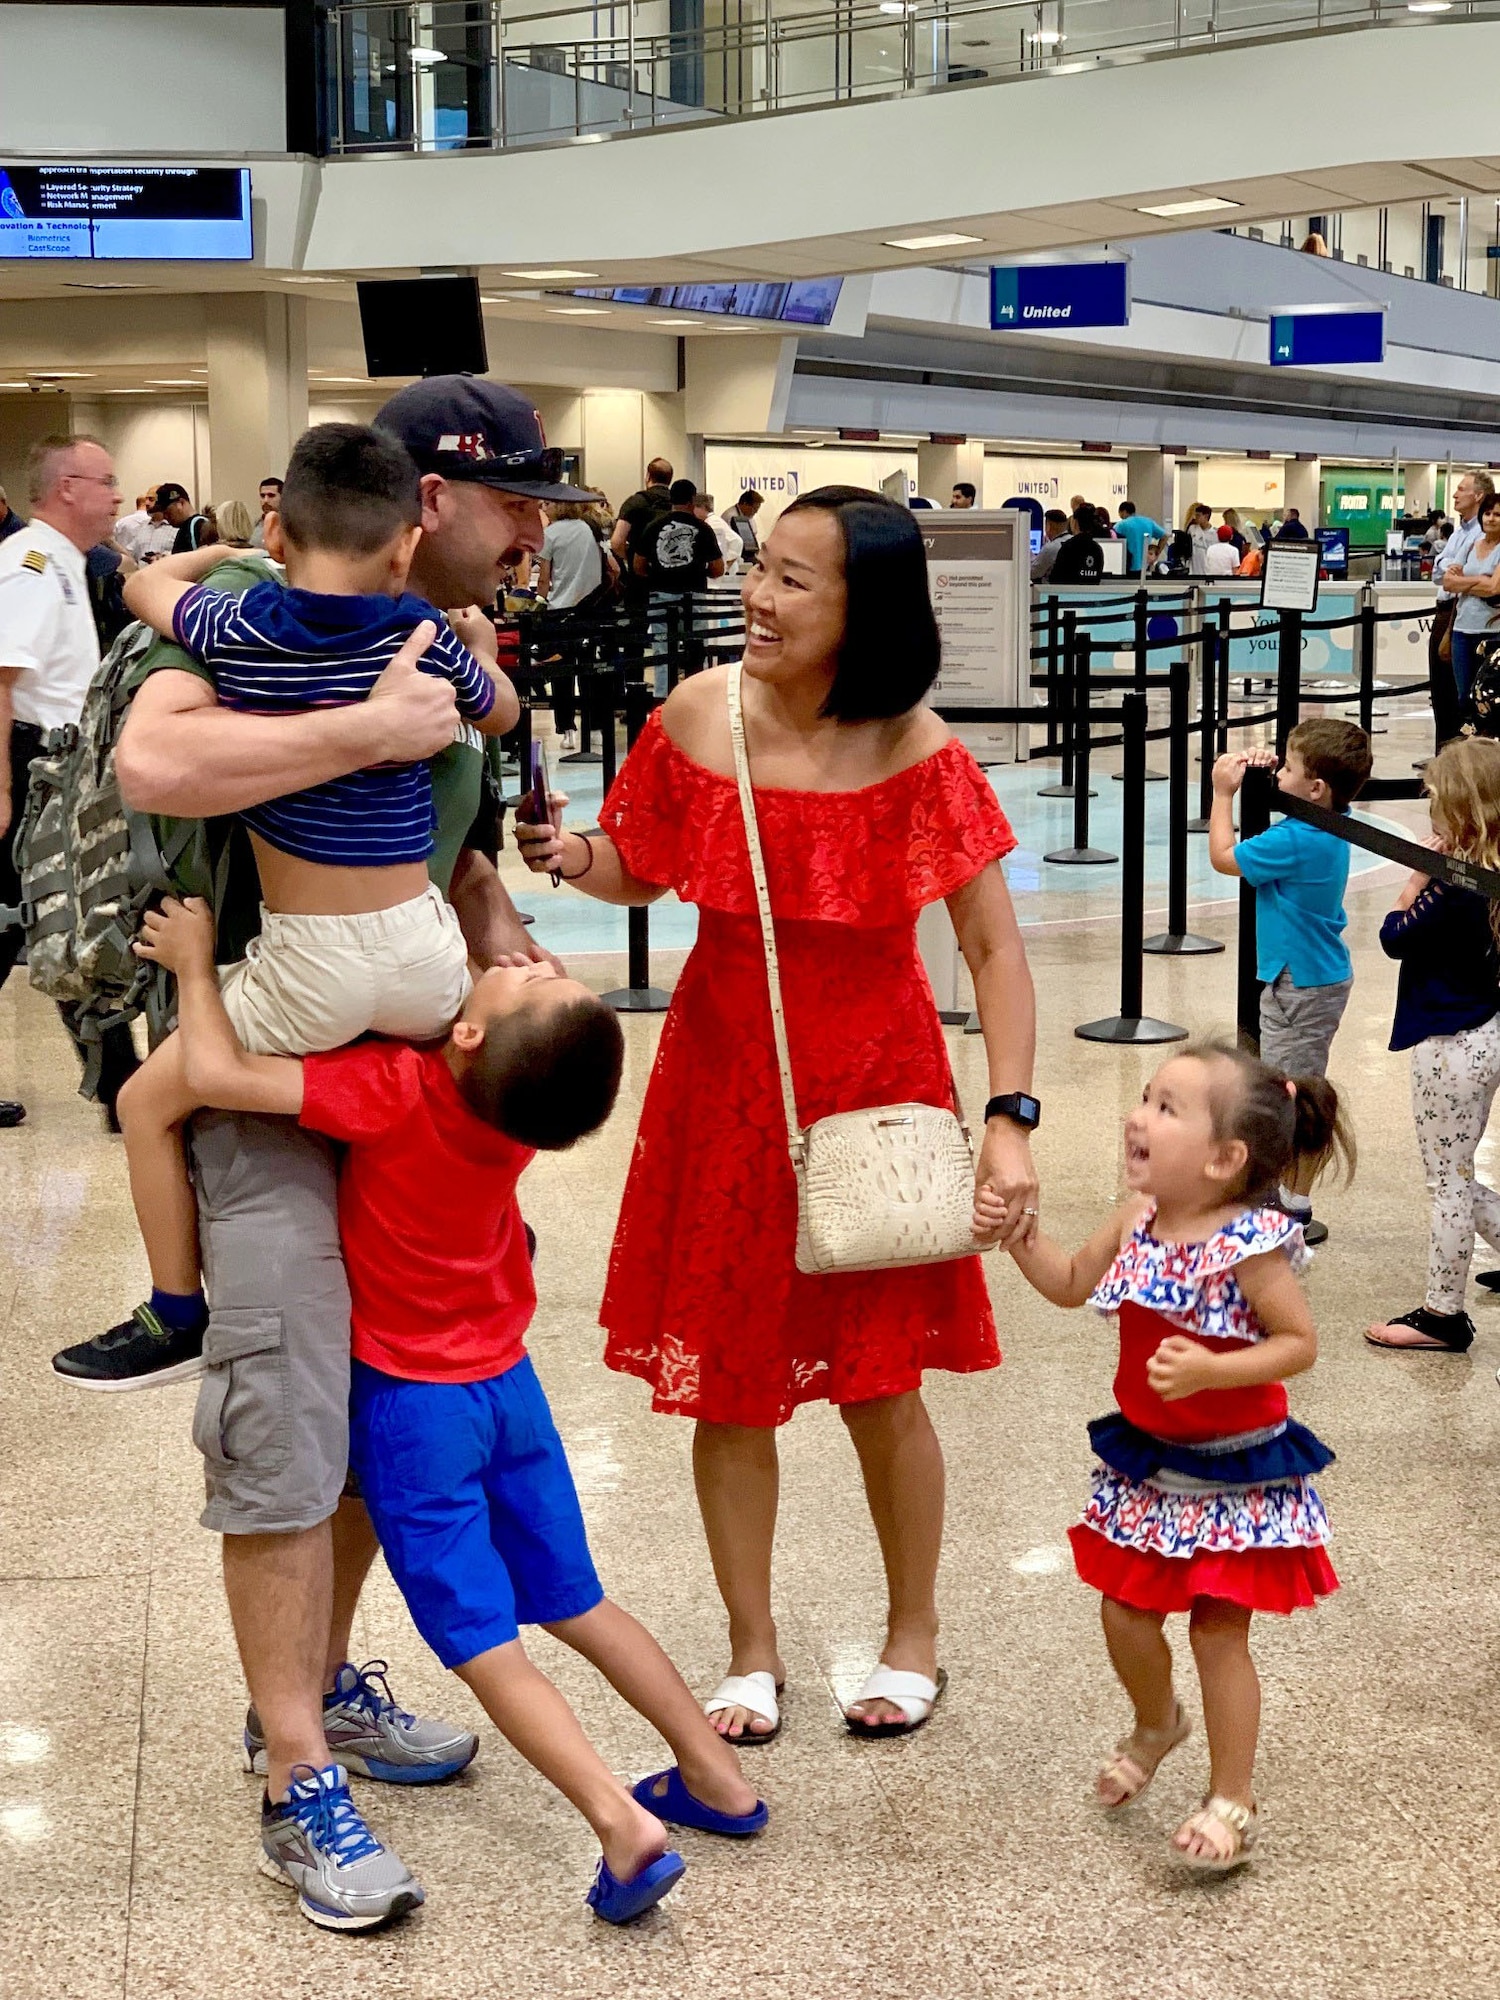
[250, 832, 432, 917]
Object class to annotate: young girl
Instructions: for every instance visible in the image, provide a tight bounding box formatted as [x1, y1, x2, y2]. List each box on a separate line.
[1367, 735, 1500, 1353]
[984, 1044, 1350, 1871]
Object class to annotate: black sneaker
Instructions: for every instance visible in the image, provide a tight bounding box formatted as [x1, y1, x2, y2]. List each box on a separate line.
[1273, 1200, 1327, 1247]
[1476, 1271, 1500, 1293]
[51, 1303, 208, 1392]
[0, 1101, 25, 1129]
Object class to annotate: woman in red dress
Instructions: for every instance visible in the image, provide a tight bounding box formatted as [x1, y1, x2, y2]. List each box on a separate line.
[518, 488, 1039, 1738]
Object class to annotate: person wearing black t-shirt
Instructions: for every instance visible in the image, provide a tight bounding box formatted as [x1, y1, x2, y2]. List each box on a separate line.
[1048, 505, 1105, 585]
[635, 480, 725, 596]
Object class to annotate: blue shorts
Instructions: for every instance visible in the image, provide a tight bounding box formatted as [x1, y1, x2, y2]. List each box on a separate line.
[348, 1355, 604, 1670]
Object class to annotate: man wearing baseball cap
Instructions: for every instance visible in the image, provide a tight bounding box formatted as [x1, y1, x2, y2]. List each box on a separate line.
[56, 378, 593, 1932]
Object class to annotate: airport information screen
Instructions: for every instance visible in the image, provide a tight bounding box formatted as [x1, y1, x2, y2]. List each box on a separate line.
[571, 279, 843, 325]
[0, 167, 252, 260]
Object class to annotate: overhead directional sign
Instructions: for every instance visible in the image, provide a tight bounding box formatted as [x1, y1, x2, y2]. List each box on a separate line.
[990, 261, 1130, 331]
[1269, 307, 1385, 367]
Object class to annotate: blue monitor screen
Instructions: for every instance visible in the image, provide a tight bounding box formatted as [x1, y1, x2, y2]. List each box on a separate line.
[569, 278, 842, 326]
[0, 166, 252, 260]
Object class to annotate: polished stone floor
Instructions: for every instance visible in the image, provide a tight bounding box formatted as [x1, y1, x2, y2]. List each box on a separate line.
[3, 705, 1497, 2000]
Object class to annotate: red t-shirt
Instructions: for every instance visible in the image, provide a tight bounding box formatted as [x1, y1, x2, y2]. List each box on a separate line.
[300, 1041, 536, 1384]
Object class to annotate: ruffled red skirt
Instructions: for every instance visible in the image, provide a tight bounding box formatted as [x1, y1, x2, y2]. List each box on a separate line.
[1069, 1523, 1339, 1616]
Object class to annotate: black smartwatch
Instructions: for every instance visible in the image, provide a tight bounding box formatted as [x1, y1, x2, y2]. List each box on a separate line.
[985, 1092, 1041, 1133]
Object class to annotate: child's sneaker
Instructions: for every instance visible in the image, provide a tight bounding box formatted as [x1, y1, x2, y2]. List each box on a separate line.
[50, 1304, 207, 1391]
[258, 1763, 424, 1932]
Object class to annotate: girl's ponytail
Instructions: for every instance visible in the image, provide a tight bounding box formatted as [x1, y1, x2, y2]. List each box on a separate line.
[1290, 1073, 1356, 1189]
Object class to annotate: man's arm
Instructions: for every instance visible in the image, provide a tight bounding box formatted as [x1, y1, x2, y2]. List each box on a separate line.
[0, 666, 17, 841]
[116, 624, 461, 818]
[135, 899, 304, 1116]
[447, 843, 563, 971]
[609, 514, 632, 559]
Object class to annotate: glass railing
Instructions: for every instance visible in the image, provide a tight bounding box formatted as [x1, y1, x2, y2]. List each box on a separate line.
[324, 0, 1498, 155]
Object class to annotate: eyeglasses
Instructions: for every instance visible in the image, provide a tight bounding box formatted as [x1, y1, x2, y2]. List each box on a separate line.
[66, 472, 122, 492]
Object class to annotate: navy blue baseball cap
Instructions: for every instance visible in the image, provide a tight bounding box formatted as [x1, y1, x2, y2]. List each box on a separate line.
[375, 375, 598, 502]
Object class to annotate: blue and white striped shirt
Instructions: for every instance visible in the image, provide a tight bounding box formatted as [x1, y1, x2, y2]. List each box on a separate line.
[173, 581, 496, 866]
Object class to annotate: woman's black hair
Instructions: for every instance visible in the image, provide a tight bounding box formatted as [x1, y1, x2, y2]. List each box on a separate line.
[779, 484, 941, 721]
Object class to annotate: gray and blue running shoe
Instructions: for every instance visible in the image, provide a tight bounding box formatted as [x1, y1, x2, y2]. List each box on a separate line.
[258, 1763, 423, 1932]
[244, 1660, 479, 1785]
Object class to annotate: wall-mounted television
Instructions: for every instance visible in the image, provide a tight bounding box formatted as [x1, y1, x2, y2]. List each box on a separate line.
[567, 278, 843, 326]
[0, 166, 252, 260]
[358, 276, 489, 379]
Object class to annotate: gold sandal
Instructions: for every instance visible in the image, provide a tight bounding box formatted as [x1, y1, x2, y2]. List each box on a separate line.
[1171, 1794, 1258, 1871]
[1095, 1703, 1191, 1811]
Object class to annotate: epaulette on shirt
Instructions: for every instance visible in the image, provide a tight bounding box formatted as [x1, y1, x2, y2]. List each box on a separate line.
[20, 549, 46, 574]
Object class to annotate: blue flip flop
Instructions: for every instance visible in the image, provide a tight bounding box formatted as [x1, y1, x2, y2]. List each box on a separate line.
[585, 1849, 686, 1924]
[631, 1765, 769, 1838]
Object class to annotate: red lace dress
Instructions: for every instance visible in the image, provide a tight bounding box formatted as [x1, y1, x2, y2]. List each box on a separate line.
[597, 711, 1018, 1427]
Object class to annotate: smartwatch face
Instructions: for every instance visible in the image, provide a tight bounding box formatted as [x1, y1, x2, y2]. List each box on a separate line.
[1015, 1095, 1041, 1126]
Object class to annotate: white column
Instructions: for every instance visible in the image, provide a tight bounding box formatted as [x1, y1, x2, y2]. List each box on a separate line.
[1405, 461, 1437, 516]
[1126, 450, 1171, 523]
[1284, 457, 1322, 528]
[204, 293, 308, 514]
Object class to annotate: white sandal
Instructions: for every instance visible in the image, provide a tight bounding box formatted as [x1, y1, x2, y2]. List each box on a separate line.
[845, 1664, 948, 1738]
[703, 1670, 782, 1746]
[1171, 1794, 1258, 1872]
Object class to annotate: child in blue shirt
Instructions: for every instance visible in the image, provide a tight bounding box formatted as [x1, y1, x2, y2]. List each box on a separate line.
[1209, 718, 1373, 1239]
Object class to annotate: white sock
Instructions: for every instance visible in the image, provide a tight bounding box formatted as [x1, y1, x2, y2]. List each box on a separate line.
[1279, 1184, 1312, 1215]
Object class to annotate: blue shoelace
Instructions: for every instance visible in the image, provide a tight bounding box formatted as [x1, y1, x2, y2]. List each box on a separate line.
[335, 1660, 415, 1729]
[282, 1766, 384, 1868]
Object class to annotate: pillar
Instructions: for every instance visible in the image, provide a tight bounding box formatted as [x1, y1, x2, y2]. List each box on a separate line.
[917, 439, 984, 505]
[204, 293, 308, 512]
[1126, 450, 1172, 526]
[1284, 456, 1321, 529]
[1405, 461, 1437, 516]
[1172, 458, 1200, 529]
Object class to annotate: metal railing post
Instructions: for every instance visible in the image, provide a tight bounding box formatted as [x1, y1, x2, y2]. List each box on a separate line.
[1044, 638, 1116, 865]
[1237, 764, 1273, 1050]
[1144, 658, 1223, 957]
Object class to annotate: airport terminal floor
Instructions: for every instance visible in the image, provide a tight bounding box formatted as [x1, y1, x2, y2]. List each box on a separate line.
[4, 703, 1497, 2000]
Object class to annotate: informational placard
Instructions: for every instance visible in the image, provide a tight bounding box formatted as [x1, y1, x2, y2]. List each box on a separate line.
[991, 261, 1129, 330]
[1259, 540, 1321, 613]
[0, 166, 252, 260]
[921, 511, 1027, 763]
[1269, 307, 1385, 367]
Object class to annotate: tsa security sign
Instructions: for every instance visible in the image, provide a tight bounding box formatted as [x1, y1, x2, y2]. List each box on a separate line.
[1269, 309, 1385, 367]
[990, 262, 1130, 331]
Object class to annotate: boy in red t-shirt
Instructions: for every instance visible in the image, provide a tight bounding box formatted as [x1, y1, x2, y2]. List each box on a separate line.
[138, 896, 766, 1927]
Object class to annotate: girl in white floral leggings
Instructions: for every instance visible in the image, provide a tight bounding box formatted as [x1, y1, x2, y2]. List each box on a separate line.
[1367, 737, 1500, 1355]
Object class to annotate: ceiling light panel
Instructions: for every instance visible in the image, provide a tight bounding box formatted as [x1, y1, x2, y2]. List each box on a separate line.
[1136, 196, 1242, 217]
[882, 232, 984, 250]
[504, 268, 599, 281]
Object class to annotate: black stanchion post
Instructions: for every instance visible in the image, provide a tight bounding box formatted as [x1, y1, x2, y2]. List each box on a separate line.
[1236, 764, 1273, 1052]
[1145, 660, 1224, 957]
[1114, 589, 1168, 784]
[1190, 625, 1217, 834]
[1076, 692, 1188, 1045]
[1358, 594, 1379, 739]
[602, 680, 671, 1015]
[1038, 610, 1087, 798]
[1276, 608, 1302, 759]
[1216, 597, 1232, 755]
[598, 669, 620, 796]
[1044, 595, 1061, 756]
[1045, 637, 1116, 865]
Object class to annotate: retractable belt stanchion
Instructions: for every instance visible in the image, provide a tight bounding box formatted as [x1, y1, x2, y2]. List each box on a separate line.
[1076, 691, 1188, 1046]
[1236, 764, 1273, 1052]
[1358, 596, 1380, 740]
[1044, 637, 1116, 865]
[1190, 624, 1217, 834]
[1043, 595, 1061, 759]
[1038, 611, 1087, 799]
[1276, 607, 1303, 759]
[601, 679, 672, 1016]
[1144, 659, 1224, 957]
[1114, 589, 1168, 784]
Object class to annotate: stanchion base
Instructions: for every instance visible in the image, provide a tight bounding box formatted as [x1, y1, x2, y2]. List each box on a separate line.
[962, 1009, 982, 1034]
[602, 986, 673, 1014]
[1142, 931, 1225, 957]
[1075, 1014, 1189, 1044]
[1111, 768, 1169, 784]
[937, 1009, 970, 1027]
[1187, 816, 1210, 834]
[1044, 846, 1118, 866]
[559, 749, 603, 766]
[1036, 782, 1097, 799]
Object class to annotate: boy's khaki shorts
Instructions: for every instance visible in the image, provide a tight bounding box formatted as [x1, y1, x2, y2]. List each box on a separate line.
[1258, 969, 1353, 1079]
[219, 884, 470, 1056]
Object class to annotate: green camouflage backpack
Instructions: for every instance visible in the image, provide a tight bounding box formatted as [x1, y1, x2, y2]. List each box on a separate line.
[1, 620, 234, 1094]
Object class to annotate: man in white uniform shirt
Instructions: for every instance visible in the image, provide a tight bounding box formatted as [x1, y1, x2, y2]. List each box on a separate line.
[0, 434, 139, 1126]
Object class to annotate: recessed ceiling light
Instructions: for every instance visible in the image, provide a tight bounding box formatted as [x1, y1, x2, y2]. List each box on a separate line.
[1137, 196, 1241, 217]
[408, 45, 447, 65]
[882, 232, 984, 250]
[63, 280, 146, 291]
[505, 268, 599, 282]
[547, 306, 610, 316]
[30, 370, 94, 379]
[0, 381, 29, 391]
[878, 2, 914, 12]
[281, 274, 345, 285]
[1030, 28, 1065, 42]
[314, 375, 370, 384]
[650, 317, 704, 325]
[1407, 2, 1452, 11]
[146, 379, 201, 388]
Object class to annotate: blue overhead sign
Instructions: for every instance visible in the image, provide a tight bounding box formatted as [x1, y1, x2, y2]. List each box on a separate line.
[990, 261, 1130, 331]
[1269, 309, 1385, 367]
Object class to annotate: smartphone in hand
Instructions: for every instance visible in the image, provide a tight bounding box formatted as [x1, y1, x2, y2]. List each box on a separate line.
[528, 741, 562, 886]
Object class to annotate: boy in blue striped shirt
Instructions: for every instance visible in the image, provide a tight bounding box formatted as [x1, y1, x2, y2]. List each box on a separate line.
[105, 421, 519, 1357]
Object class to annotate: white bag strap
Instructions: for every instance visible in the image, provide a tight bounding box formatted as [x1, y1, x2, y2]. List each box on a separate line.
[726, 662, 804, 1156]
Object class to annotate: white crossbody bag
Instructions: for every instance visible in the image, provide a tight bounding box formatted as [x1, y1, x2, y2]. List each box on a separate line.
[727, 663, 990, 1276]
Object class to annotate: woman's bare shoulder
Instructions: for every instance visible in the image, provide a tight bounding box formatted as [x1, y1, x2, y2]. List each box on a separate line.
[661, 666, 733, 767]
[887, 703, 952, 771]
